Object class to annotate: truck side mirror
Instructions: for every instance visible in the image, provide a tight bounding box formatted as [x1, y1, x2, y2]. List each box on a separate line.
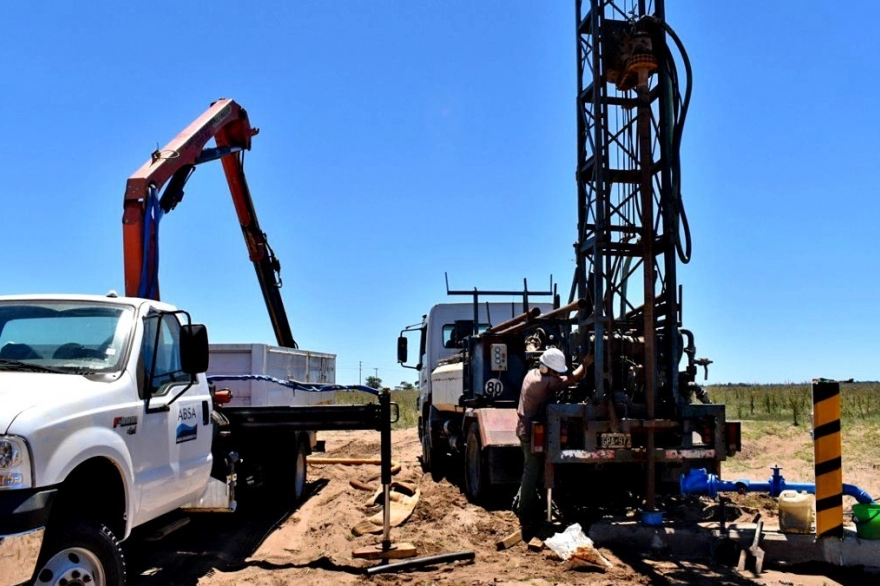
[180, 324, 209, 374]
[397, 336, 408, 364]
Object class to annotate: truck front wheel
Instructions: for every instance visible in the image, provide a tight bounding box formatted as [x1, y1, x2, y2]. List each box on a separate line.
[420, 416, 445, 481]
[419, 416, 431, 473]
[33, 520, 126, 586]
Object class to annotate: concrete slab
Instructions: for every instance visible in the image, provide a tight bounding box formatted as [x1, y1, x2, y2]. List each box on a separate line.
[588, 521, 716, 558]
[588, 520, 880, 571]
[819, 529, 880, 569]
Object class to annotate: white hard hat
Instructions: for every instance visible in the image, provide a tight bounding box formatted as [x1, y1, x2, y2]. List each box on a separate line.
[539, 348, 567, 374]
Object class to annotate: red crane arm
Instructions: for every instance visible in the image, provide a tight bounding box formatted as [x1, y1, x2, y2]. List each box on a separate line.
[122, 98, 297, 348]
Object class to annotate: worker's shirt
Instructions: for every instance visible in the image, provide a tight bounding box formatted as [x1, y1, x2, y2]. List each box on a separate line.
[516, 368, 567, 440]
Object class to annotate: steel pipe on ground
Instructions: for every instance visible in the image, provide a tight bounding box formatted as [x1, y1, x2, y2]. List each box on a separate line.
[365, 551, 475, 576]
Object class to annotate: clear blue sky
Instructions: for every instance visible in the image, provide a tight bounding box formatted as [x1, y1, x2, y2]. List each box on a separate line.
[2, 2, 877, 385]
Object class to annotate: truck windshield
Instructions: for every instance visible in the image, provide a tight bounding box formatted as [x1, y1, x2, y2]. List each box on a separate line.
[0, 301, 134, 373]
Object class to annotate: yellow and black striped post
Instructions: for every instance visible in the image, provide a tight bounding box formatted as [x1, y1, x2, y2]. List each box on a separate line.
[812, 380, 843, 538]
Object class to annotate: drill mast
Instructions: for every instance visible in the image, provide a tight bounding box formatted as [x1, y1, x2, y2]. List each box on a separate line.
[575, 0, 690, 411]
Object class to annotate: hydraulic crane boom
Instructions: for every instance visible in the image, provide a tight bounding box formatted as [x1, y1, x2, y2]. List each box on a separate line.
[122, 98, 298, 348]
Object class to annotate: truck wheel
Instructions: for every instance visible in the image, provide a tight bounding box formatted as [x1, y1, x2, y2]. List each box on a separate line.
[420, 416, 445, 481]
[464, 424, 488, 503]
[419, 417, 432, 473]
[292, 436, 308, 503]
[266, 434, 309, 503]
[33, 520, 126, 586]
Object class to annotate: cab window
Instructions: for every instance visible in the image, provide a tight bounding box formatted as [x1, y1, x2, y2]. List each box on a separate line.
[442, 322, 489, 349]
[142, 313, 190, 396]
[442, 324, 461, 349]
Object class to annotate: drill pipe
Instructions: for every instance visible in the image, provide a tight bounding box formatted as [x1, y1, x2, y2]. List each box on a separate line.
[484, 307, 541, 334]
[365, 551, 476, 576]
[494, 298, 587, 336]
[541, 298, 588, 321]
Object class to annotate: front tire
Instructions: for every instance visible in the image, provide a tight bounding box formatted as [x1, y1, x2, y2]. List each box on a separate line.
[419, 416, 432, 473]
[34, 520, 126, 586]
[421, 415, 446, 482]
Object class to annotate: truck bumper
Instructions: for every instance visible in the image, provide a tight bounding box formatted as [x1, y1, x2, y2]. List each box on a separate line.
[0, 527, 45, 585]
[0, 488, 57, 586]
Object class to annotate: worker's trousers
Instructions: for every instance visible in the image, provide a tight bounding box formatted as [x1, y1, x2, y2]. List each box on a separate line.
[513, 436, 543, 524]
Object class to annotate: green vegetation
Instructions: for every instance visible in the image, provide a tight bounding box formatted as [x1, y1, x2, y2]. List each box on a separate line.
[721, 417, 880, 480]
[708, 382, 880, 425]
[334, 383, 880, 432]
[333, 384, 880, 495]
[711, 383, 880, 483]
[334, 388, 419, 430]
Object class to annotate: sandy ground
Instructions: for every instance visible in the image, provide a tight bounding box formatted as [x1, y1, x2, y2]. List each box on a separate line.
[127, 427, 880, 586]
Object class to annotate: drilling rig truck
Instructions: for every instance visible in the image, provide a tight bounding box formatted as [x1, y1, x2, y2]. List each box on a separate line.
[399, 0, 741, 510]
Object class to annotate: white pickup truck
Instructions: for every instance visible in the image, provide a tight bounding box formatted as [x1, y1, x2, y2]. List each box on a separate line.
[0, 293, 345, 586]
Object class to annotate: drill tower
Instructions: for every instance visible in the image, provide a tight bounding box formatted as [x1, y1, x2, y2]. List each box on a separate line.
[574, 0, 696, 505]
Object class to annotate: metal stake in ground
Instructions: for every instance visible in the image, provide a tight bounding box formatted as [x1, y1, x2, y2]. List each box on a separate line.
[353, 388, 417, 560]
[380, 388, 393, 550]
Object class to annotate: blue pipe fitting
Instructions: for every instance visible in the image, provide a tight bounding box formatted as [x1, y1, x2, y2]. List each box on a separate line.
[680, 467, 874, 504]
[843, 484, 874, 504]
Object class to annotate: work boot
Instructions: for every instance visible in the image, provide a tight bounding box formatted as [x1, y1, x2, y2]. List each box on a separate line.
[521, 521, 541, 542]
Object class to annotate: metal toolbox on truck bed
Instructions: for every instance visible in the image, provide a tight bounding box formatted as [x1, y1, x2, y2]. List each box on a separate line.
[208, 343, 336, 407]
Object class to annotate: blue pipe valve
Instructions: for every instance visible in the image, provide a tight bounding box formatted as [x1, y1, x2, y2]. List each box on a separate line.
[680, 467, 874, 504]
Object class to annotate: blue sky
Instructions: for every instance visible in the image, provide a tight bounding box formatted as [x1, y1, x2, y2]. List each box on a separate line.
[1, 2, 877, 386]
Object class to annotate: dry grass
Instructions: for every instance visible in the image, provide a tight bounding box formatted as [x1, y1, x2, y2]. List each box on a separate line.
[333, 388, 419, 430]
[336, 384, 880, 497]
[716, 386, 880, 501]
[709, 382, 880, 425]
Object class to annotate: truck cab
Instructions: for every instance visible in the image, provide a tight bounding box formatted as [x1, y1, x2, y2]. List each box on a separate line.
[399, 301, 555, 499]
[0, 293, 213, 586]
[401, 303, 553, 411]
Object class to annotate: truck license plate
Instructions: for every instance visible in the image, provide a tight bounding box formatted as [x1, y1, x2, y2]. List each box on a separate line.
[600, 433, 631, 449]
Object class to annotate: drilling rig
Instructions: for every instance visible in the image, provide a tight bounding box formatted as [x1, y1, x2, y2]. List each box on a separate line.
[400, 1, 740, 510]
[547, 0, 740, 509]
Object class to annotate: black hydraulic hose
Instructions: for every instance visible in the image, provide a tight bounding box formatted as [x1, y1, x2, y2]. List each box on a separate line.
[669, 23, 693, 264]
[652, 17, 693, 264]
[659, 21, 692, 161]
[677, 198, 692, 263]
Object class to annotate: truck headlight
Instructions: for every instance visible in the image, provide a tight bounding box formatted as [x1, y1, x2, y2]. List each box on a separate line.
[0, 438, 23, 468]
[0, 436, 31, 489]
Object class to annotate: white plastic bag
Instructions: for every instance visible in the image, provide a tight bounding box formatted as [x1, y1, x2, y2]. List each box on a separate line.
[545, 523, 613, 570]
[545, 523, 591, 560]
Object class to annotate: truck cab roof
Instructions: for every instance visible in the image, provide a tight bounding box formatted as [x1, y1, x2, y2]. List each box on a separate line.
[0, 293, 180, 313]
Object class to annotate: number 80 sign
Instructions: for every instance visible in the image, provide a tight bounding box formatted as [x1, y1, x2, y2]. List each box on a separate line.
[484, 378, 504, 397]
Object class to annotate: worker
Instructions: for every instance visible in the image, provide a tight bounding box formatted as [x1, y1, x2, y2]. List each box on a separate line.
[513, 347, 592, 529]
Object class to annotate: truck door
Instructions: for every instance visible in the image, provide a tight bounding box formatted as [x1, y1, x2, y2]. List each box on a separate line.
[133, 312, 213, 522]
